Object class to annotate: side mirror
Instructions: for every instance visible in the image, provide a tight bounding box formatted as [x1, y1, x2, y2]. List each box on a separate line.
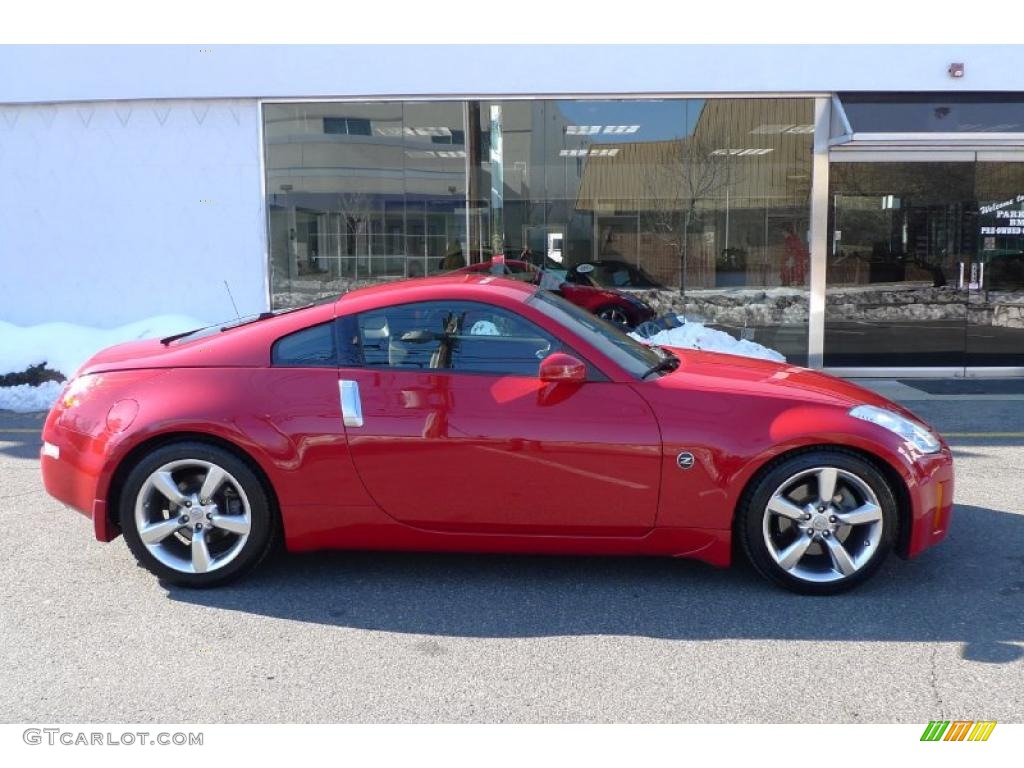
[539, 352, 586, 384]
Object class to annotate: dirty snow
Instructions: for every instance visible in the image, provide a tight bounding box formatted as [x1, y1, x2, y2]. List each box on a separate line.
[0, 381, 65, 413]
[630, 319, 786, 363]
[0, 315, 206, 413]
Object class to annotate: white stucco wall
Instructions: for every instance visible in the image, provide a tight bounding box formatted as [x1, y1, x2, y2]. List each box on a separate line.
[0, 99, 266, 327]
[1, 45, 1022, 102]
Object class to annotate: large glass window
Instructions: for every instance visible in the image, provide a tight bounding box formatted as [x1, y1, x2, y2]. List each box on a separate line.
[265, 102, 467, 306]
[825, 158, 1024, 369]
[264, 97, 815, 363]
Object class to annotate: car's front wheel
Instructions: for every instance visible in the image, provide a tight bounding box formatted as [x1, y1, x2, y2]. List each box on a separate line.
[738, 449, 898, 595]
[120, 442, 277, 587]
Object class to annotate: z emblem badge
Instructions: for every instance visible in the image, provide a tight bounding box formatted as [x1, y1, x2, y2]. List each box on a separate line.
[676, 452, 695, 470]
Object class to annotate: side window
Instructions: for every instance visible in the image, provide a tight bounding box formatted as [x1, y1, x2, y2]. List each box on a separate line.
[357, 304, 450, 369]
[271, 322, 336, 367]
[354, 301, 563, 377]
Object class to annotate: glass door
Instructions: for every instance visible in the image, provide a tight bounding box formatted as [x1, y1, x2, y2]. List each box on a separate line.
[826, 160, 974, 369]
[968, 157, 1024, 369]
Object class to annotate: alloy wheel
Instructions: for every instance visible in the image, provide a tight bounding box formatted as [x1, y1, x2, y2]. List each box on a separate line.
[133, 459, 252, 575]
[761, 466, 884, 584]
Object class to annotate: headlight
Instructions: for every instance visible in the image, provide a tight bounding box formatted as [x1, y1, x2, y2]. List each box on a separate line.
[849, 404, 941, 454]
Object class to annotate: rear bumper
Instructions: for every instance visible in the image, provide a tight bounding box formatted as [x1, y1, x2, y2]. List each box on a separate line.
[40, 426, 119, 542]
[903, 447, 954, 558]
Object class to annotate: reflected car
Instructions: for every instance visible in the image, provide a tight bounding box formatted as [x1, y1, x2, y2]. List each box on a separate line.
[453, 258, 655, 328]
[41, 275, 953, 594]
[566, 260, 665, 289]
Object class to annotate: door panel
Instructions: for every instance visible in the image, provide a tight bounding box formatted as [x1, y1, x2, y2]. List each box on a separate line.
[341, 369, 661, 536]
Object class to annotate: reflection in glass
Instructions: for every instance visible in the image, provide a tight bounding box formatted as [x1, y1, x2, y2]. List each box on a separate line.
[970, 162, 1024, 367]
[840, 93, 1024, 134]
[826, 160, 1024, 369]
[263, 98, 815, 363]
[825, 162, 973, 368]
[265, 102, 466, 307]
[467, 98, 814, 363]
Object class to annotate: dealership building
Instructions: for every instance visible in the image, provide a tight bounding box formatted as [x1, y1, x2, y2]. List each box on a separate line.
[2, 45, 1024, 376]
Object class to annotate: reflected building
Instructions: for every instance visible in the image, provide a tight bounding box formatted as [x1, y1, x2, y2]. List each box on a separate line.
[263, 91, 1024, 374]
[266, 97, 817, 363]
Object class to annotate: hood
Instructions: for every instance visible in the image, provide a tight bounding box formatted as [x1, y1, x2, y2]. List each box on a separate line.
[658, 346, 918, 416]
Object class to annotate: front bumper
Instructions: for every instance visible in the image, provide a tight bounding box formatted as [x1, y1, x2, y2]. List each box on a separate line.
[903, 447, 954, 558]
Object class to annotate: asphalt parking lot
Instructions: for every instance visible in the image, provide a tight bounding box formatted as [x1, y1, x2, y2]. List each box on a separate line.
[1, 382, 1022, 723]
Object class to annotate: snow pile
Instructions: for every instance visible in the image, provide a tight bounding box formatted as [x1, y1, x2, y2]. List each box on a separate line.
[0, 381, 65, 413]
[0, 315, 206, 413]
[631, 318, 786, 363]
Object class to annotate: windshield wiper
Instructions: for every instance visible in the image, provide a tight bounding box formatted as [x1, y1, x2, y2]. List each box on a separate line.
[641, 348, 680, 380]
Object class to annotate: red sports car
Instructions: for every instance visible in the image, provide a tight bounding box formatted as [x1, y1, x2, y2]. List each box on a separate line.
[40, 276, 954, 594]
[453, 258, 655, 328]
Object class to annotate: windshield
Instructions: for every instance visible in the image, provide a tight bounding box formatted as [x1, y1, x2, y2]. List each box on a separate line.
[570, 262, 659, 289]
[529, 290, 666, 379]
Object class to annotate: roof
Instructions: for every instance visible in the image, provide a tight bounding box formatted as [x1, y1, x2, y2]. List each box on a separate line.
[334, 274, 539, 313]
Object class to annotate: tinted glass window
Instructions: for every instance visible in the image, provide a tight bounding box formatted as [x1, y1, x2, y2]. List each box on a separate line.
[840, 93, 1024, 133]
[266, 97, 814, 364]
[355, 301, 562, 376]
[271, 322, 337, 366]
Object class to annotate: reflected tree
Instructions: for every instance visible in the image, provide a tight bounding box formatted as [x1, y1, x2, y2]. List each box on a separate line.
[642, 137, 736, 297]
[335, 190, 375, 279]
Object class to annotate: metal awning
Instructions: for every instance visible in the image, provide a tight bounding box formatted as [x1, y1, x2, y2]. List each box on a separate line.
[830, 92, 1024, 149]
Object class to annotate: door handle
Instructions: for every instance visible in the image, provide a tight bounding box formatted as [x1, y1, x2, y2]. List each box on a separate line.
[339, 380, 364, 428]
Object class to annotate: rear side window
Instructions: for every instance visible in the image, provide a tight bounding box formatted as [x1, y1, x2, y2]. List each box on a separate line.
[271, 322, 336, 367]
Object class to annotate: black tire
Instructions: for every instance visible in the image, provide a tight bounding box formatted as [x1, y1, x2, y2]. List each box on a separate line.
[595, 305, 634, 328]
[737, 449, 898, 595]
[119, 441, 278, 588]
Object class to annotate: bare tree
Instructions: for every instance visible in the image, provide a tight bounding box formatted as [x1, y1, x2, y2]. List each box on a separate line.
[334, 189, 376, 279]
[642, 136, 736, 297]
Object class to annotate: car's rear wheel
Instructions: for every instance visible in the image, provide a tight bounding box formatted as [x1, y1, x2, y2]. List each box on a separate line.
[596, 305, 631, 328]
[738, 450, 898, 595]
[120, 442, 277, 587]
